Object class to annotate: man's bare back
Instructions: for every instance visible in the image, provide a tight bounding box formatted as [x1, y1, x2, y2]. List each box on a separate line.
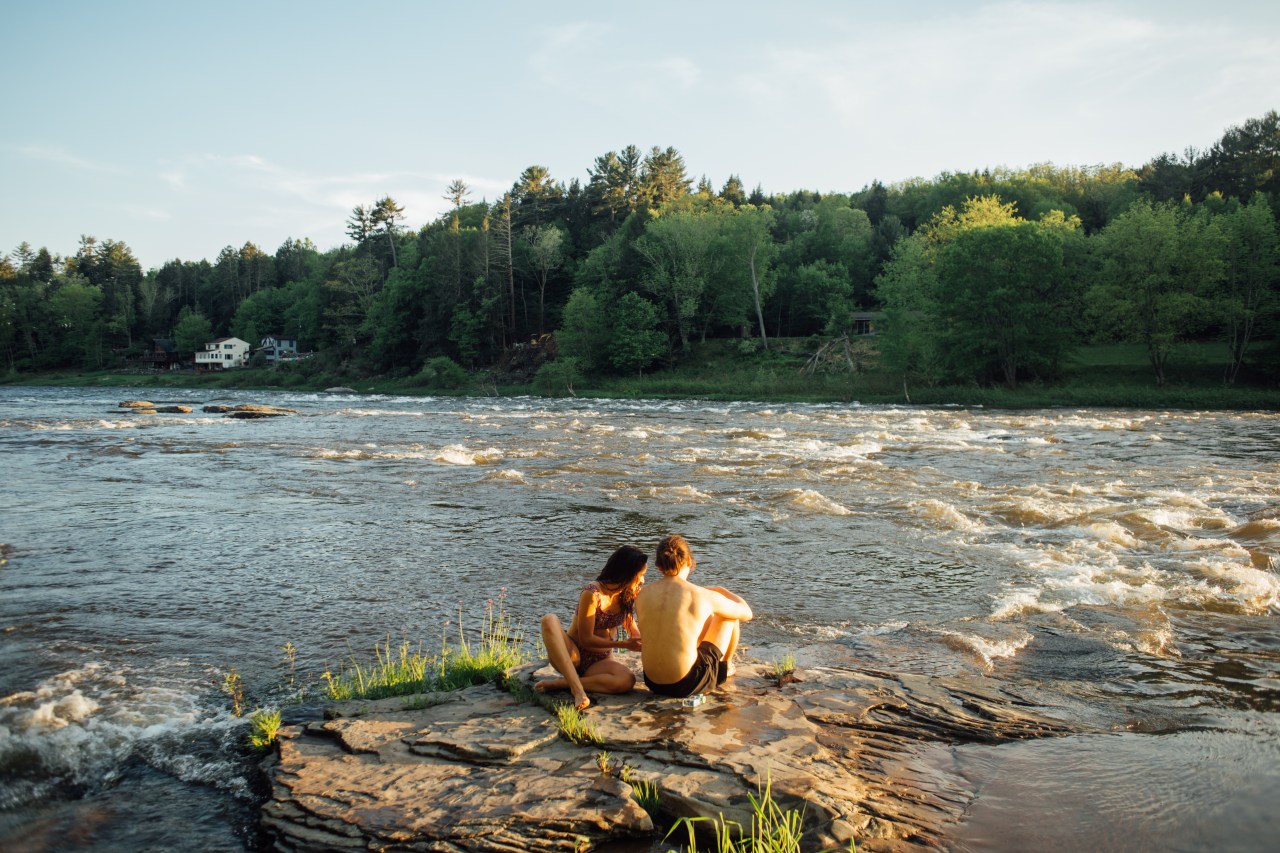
[635, 536, 752, 697]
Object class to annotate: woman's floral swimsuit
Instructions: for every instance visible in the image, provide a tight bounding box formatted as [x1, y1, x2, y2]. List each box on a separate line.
[573, 581, 629, 674]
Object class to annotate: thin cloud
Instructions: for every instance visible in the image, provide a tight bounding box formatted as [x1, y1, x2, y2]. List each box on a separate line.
[531, 22, 613, 86]
[154, 153, 510, 234]
[657, 57, 701, 89]
[119, 204, 171, 222]
[16, 144, 123, 173]
[159, 171, 186, 190]
[731, 1, 1280, 181]
[529, 20, 703, 106]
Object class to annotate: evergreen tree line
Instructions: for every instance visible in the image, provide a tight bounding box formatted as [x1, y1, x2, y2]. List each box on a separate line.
[2, 113, 1278, 388]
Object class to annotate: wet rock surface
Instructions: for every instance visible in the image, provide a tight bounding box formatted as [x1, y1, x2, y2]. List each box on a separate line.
[260, 661, 1077, 852]
[202, 403, 297, 418]
[116, 401, 198, 414]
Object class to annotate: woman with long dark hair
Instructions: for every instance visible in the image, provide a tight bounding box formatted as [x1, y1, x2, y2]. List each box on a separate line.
[535, 545, 647, 710]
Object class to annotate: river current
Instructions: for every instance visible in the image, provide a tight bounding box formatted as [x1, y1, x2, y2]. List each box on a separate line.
[1, 386, 1278, 851]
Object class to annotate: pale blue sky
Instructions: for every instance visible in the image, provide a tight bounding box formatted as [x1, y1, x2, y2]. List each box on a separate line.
[3, 1, 1278, 268]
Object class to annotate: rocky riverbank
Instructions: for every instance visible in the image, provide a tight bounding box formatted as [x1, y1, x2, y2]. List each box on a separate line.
[259, 659, 1078, 852]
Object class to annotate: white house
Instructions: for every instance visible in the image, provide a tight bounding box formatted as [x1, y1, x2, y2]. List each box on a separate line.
[195, 337, 251, 370]
[257, 334, 299, 364]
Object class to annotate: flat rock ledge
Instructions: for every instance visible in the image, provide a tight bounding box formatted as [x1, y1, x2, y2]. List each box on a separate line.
[203, 404, 297, 418]
[260, 662, 1075, 852]
[117, 401, 193, 414]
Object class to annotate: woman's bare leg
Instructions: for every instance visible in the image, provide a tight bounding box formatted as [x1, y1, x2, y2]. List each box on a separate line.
[535, 614, 590, 709]
[579, 658, 636, 694]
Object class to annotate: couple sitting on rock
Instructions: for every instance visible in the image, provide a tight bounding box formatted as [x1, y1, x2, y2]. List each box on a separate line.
[535, 534, 753, 710]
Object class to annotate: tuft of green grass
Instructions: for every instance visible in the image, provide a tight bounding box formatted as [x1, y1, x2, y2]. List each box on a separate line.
[771, 654, 797, 686]
[555, 702, 602, 746]
[665, 775, 854, 853]
[433, 592, 529, 692]
[629, 776, 661, 818]
[322, 594, 529, 702]
[247, 708, 282, 750]
[322, 638, 431, 701]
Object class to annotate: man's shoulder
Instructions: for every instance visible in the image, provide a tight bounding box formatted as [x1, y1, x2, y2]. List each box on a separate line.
[638, 577, 694, 606]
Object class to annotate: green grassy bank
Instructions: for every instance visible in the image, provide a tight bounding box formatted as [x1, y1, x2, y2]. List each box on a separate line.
[4, 340, 1279, 410]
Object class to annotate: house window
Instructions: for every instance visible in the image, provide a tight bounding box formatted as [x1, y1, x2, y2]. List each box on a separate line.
[225, 354, 232, 360]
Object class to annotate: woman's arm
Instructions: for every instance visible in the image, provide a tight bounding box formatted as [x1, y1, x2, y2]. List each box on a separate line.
[569, 587, 636, 652]
[620, 612, 642, 651]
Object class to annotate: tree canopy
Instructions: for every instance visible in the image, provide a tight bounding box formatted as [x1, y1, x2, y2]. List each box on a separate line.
[4, 113, 1279, 389]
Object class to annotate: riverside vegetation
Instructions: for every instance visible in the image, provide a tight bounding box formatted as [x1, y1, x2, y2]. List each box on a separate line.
[3, 112, 1280, 407]
[232, 595, 842, 852]
[9, 338, 1280, 410]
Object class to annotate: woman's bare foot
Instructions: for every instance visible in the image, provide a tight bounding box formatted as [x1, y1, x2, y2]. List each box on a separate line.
[535, 677, 589, 709]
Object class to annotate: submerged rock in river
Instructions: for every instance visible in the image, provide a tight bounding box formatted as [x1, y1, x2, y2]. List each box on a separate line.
[260, 661, 1075, 852]
[201, 404, 297, 418]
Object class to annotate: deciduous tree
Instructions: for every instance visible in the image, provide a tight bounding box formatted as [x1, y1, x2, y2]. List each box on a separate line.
[1090, 199, 1222, 385]
[608, 292, 666, 375]
[634, 209, 722, 351]
[522, 224, 565, 334]
[556, 287, 609, 371]
[174, 306, 213, 357]
[1218, 194, 1279, 383]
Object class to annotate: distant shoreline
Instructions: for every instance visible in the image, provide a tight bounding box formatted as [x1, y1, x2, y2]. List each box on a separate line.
[5, 365, 1279, 411]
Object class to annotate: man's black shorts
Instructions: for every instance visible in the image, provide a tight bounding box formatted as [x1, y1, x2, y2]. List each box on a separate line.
[643, 641, 727, 698]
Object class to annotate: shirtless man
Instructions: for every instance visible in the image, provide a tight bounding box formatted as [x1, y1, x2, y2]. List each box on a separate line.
[635, 535, 753, 698]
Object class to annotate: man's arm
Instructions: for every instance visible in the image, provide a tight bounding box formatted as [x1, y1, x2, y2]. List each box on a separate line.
[706, 587, 752, 622]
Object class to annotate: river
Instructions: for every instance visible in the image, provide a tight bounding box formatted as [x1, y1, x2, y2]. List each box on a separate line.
[1, 386, 1278, 851]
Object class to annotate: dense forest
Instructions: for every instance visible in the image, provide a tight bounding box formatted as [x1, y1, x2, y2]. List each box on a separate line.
[3, 111, 1278, 391]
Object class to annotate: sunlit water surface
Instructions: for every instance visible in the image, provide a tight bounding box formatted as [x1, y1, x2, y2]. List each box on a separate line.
[1, 386, 1278, 850]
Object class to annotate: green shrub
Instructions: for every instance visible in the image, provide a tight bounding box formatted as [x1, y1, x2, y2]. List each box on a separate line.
[533, 357, 582, 397]
[417, 356, 468, 390]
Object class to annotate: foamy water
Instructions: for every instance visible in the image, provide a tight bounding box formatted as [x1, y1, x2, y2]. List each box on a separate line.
[0, 660, 248, 810]
[2, 387, 1278, 851]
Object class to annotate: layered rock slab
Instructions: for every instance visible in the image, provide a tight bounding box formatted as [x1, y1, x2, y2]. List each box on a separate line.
[261, 663, 1075, 852]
